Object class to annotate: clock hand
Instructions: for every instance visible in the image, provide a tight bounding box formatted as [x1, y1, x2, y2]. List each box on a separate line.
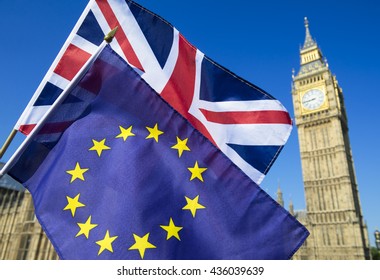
[304, 98, 316, 104]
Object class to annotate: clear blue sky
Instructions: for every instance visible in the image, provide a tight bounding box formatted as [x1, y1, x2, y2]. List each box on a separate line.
[0, 0, 379, 247]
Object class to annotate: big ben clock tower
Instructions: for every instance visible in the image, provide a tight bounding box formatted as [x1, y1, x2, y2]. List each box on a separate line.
[291, 18, 370, 259]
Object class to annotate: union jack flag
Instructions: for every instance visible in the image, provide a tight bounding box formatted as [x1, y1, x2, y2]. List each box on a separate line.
[15, 0, 292, 184]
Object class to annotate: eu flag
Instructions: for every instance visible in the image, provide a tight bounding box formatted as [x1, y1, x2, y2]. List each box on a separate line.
[8, 46, 308, 259]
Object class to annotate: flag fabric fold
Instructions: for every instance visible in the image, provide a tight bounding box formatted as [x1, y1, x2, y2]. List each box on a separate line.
[9, 46, 308, 260]
[14, 0, 292, 184]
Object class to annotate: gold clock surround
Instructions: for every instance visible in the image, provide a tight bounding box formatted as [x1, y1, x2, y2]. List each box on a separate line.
[299, 86, 329, 115]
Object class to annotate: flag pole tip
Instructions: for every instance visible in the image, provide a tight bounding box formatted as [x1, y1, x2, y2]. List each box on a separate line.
[104, 27, 118, 43]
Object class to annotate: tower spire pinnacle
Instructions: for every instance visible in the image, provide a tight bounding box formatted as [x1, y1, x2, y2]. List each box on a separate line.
[276, 181, 284, 207]
[289, 198, 294, 216]
[303, 17, 317, 50]
[296, 17, 325, 70]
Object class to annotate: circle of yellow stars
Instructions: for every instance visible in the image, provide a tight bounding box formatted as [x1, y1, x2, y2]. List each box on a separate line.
[62, 122, 208, 259]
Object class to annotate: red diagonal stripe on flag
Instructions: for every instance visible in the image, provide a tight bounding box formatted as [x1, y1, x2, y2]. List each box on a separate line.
[19, 124, 36, 135]
[160, 35, 216, 146]
[53, 44, 92, 81]
[19, 121, 75, 136]
[200, 109, 292, 125]
[96, 0, 144, 72]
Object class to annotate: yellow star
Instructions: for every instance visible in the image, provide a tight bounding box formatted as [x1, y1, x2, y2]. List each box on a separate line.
[116, 125, 135, 141]
[128, 233, 156, 259]
[187, 161, 207, 182]
[63, 194, 85, 217]
[95, 230, 118, 256]
[146, 123, 164, 142]
[160, 218, 183, 241]
[76, 216, 98, 239]
[171, 137, 190, 157]
[182, 195, 206, 218]
[89, 139, 111, 157]
[66, 162, 89, 183]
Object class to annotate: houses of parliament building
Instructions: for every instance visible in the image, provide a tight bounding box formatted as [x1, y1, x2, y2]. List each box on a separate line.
[0, 18, 371, 260]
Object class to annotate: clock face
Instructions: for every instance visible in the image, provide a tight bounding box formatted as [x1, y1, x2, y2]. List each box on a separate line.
[301, 89, 325, 110]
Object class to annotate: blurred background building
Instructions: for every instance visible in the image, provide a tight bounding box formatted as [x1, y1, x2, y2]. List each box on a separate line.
[0, 163, 57, 260]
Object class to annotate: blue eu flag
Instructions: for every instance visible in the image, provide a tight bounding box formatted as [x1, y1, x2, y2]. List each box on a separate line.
[9, 46, 308, 259]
